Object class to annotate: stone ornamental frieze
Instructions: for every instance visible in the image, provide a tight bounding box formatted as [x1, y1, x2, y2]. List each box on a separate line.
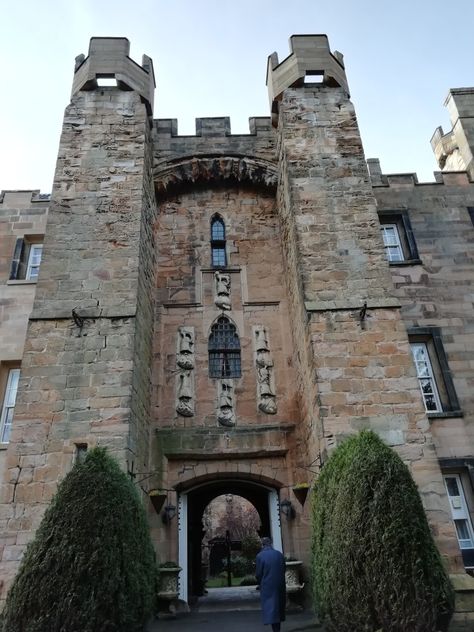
[254, 326, 277, 414]
[176, 327, 195, 417]
[214, 271, 231, 311]
[217, 379, 235, 427]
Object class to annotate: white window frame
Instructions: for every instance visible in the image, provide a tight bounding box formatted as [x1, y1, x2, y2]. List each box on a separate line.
[410, 342, 442, 413]
[26, 244, 43, 281]
[0, 368, 20, 443]
[381, 223, 404, 262]
[444, 474, 474, 568]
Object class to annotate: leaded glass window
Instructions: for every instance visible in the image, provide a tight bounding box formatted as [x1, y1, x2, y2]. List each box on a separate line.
[209, 316, 241, 378]
[211, 216, 227, 267]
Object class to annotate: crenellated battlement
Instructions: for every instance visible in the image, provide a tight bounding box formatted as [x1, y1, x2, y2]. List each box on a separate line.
[72, 37, 155, 114]
[152, 116, 277, 184]
[367, 158, 473, 188]
[266, 34, 348, 126]
[0, 190, 50, 205]
[154, 116, 273, 138]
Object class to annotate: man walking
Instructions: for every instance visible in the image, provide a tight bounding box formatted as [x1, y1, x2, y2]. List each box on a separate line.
[256, 537, 286, 632]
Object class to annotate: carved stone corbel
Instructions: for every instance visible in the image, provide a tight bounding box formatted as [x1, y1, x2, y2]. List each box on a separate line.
[254, 326, 277, 414]
[217, 379, 236, 427]
[214, 271, 231, 311]
[176, 327, 195, 417]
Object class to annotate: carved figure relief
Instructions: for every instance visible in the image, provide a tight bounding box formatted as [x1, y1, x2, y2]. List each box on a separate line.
[176, 370, 194, 417]
[214, 271, 231, 311]
[254, 327, 277, 415]
[176, 327, 195, 417]
[217, 379, 236, 427]
[177, 328, 195, 369]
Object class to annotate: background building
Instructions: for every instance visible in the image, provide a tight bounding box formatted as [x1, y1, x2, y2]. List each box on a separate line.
[0, 35, 473, 627]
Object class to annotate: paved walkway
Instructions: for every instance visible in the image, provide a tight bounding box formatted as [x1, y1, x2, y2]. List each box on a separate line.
[149, 609, 320, 631]
[149, 586, 322, 631]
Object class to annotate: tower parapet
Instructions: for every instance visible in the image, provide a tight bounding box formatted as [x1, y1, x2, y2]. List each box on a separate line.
[431, 87, 474, 179]
[72, 37, 155, 115]
[266, 34, 348, 126]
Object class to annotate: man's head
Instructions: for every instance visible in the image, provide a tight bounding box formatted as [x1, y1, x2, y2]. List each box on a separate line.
[261, 536, 272, 548]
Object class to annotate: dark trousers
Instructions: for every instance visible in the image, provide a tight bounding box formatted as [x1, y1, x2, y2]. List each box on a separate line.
[271, 625, 280, 632]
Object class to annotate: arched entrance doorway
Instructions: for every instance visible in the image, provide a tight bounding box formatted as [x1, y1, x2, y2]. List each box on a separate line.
[177, 478, 283, 603]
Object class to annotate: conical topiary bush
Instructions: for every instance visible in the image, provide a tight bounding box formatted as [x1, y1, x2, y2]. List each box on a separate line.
[2, 447, 157, 632]
[311, 430, 454, 632]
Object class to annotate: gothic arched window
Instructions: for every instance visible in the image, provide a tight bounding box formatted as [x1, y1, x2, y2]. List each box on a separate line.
[211, 215, 227, 267]
[208, 316, 241, 378]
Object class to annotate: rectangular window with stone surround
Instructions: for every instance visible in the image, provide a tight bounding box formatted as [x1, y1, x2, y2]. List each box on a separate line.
[411, 342, 442, 412]
[408, 327, 461, 418]
[0, 367, 20, 444]
[9, 237, 44, 281]
[444, 474, 474, 570]
[378, 210, 421, 264]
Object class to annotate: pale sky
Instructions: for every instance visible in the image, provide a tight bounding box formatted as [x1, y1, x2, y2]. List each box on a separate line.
[0, 0, 473, 192]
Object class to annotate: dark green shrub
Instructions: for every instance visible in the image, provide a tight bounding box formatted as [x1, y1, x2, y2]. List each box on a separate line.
[2, 447, 157, 632]
[241, 533, 261, 561]
[239, 575, 258, 586]
[311, 430, 454, 632]
[224, 555, 254, 576]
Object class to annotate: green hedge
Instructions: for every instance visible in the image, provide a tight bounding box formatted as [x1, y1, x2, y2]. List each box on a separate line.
[311, 430, 454, 632]
[2, 447, 157, 632]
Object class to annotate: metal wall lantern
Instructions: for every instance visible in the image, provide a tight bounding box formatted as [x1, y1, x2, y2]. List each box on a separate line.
[280, 499, 296, 520]
[162, 504, 177, 524]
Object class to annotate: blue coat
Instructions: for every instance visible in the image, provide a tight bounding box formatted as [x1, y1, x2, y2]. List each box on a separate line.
[256, 545, 286, 625]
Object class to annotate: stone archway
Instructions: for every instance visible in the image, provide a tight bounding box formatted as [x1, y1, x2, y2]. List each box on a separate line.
[177, 478, 283, 604]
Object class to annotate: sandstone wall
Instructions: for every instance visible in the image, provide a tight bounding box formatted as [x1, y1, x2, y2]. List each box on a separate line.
[373, 170, 474, 539]
[0, 86, 154, 599]
[0, 191, 48, 484]
[273, 81, 462, 571]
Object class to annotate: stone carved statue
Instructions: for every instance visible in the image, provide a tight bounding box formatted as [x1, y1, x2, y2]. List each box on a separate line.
[214, 271, 231, 311]
[176, 370, 194, 417]
[177, 327, 195, 370]
[217, 379, 235, 427]
[254, 327, 277, 414]
[176, 327, 195, 417]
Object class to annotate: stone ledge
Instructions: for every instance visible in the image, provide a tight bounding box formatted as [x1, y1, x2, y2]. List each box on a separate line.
[305, 297, 401, 312]
[6, 279, 37, 286]
[165, 448, 288, 460]
[389, 259, 423, 267]
[156, 423, 296, 435]
[156, 424, 295, 460]
[428, 410, 464, 420]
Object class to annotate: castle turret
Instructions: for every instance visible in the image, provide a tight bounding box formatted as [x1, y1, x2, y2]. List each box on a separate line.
[431, 88, 474, 179]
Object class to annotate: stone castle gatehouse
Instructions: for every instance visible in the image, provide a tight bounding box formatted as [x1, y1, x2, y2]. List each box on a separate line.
[0, 35, 474, 626]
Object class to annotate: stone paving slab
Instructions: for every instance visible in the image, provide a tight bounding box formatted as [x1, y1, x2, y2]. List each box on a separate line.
[148, 610, 320, 632]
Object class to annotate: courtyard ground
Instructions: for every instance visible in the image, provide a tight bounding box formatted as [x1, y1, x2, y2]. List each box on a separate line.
[148, 586, 321, 631]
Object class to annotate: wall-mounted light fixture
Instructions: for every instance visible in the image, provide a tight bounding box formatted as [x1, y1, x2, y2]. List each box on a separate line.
[162, 504, 177, 524]
[280, 499, 296, 520]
